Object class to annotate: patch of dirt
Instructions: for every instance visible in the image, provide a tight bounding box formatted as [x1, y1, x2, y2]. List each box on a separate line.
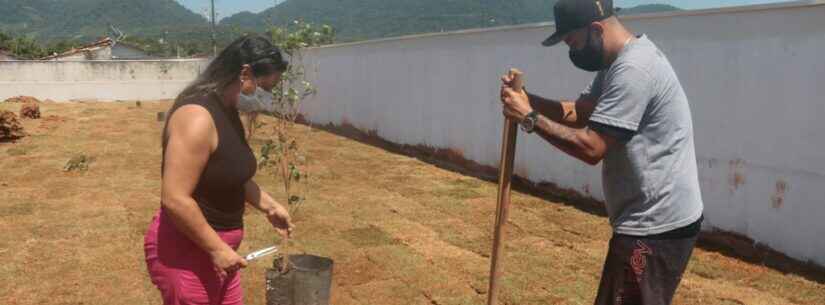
[42, 115, 68, 123]
[335, 252, 387, 286]
[3, 96, 41, 104]
[39, 115, 69, 130]
[20, 102, 41, 119]
[0, 111, 25, 141]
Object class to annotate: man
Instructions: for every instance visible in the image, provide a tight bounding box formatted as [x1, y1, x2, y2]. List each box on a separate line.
[499, 0, 704, 304]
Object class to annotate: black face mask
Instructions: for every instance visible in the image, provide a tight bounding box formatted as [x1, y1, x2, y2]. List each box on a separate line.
[569, 27, 606, 72]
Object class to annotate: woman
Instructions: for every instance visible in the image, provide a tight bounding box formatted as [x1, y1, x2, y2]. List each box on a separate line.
[144, 35, 294, 305]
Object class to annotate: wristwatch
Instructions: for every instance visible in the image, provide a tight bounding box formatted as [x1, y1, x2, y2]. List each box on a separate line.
[520, 110, 539, 133]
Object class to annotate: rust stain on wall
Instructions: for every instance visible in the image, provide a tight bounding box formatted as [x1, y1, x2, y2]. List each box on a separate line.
[728, 159, 746, 193]
[771, 179, 789, 209]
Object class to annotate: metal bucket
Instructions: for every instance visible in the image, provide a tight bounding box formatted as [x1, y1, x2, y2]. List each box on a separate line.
[266, 254, 334, 305]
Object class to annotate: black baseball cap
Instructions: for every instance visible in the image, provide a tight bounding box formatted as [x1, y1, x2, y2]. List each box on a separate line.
[249, 48, 289, 71]
[542, 0, 617, 47]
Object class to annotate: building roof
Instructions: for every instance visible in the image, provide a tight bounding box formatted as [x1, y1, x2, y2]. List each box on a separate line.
[39, 37, 114, 60]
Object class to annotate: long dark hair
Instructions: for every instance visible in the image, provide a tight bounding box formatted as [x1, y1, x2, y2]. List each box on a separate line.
[175, 35, 288, 103]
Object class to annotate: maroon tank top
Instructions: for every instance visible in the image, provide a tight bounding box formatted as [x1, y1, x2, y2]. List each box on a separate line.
[162, 92, 257, 230]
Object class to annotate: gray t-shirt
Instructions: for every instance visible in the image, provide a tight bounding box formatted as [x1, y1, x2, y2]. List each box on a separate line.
[583, 35, 703, 236]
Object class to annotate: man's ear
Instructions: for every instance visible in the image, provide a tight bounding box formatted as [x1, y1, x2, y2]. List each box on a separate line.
[240, 64, 253, 80]
[591, 21, 606, 36]
[240, 64, 256, 94]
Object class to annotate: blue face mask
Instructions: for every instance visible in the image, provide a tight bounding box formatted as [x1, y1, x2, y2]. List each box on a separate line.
[569, 27, 607, 72]
[238, 86, 275, 113]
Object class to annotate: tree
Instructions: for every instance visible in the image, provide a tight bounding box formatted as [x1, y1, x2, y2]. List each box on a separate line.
[0, 31, 79, 59]
[257, 20, 334, 272]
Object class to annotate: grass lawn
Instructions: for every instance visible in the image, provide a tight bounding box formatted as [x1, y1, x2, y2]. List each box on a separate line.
[1, 100, 823, 305]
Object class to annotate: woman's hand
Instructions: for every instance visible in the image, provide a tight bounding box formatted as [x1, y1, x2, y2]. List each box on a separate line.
[244, 180, 296, 238]
[266, 203, 295, 238]
[210, 247, 248, 278]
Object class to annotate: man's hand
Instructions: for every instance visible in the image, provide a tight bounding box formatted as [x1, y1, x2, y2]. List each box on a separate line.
[500, 85, 533, 122]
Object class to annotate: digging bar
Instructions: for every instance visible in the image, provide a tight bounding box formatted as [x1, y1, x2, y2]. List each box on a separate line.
[487, 68, 523, 305]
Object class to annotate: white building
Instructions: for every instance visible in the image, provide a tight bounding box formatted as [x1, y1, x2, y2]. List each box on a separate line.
[40, 37, 152, 61]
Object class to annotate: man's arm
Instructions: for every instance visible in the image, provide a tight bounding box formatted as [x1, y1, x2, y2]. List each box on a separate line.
[501, 87, 614, 165]
[526, 92, 596, 129]
[531, 113, 614, 165]
[501, 71, 597, 128]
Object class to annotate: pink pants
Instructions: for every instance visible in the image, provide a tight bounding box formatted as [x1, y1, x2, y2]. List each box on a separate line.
[144, 209, 244, 305]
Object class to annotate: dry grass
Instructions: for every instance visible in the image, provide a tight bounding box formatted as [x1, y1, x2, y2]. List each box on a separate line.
[0, 100, 823, 305]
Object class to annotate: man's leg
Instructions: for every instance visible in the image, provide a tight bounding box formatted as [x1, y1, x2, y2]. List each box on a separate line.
[635, 235, 697, 305]
[248, 113, 258, 139]
[594, 233, 698, 305]
[242, 112, 258, 140]
[594, 235, 638, 305]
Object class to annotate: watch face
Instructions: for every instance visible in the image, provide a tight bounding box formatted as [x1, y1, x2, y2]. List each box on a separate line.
[521, 117, 535, 132]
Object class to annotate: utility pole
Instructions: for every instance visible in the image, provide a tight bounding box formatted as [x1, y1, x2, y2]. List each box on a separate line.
[478, 0, 487, 28]
[211, 0, 217, 57]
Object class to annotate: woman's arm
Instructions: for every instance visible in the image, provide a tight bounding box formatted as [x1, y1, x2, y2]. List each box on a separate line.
[244, 180, 294, 237]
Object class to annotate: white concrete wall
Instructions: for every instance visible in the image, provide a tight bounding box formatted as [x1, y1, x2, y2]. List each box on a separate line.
[300, 1, 825, 266]
[0, 59, 208, 101]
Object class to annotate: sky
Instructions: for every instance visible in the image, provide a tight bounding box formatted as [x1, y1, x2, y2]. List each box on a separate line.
[175, 0, 285, 20]
[176, 0, 794, 21]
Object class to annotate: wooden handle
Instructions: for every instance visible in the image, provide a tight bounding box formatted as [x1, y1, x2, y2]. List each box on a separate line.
[487, 68, 522, 305]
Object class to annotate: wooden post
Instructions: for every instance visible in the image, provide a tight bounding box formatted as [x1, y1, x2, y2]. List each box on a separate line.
[487, 69, 523, 305]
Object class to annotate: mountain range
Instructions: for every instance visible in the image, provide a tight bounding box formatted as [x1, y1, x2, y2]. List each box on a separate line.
[0, 0, 680, 47]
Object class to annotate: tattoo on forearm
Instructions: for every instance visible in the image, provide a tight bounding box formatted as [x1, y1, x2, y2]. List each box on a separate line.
[527, 93, 587, 127]
[534, 114, 581, 153]
[527, 93, 563, 121]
